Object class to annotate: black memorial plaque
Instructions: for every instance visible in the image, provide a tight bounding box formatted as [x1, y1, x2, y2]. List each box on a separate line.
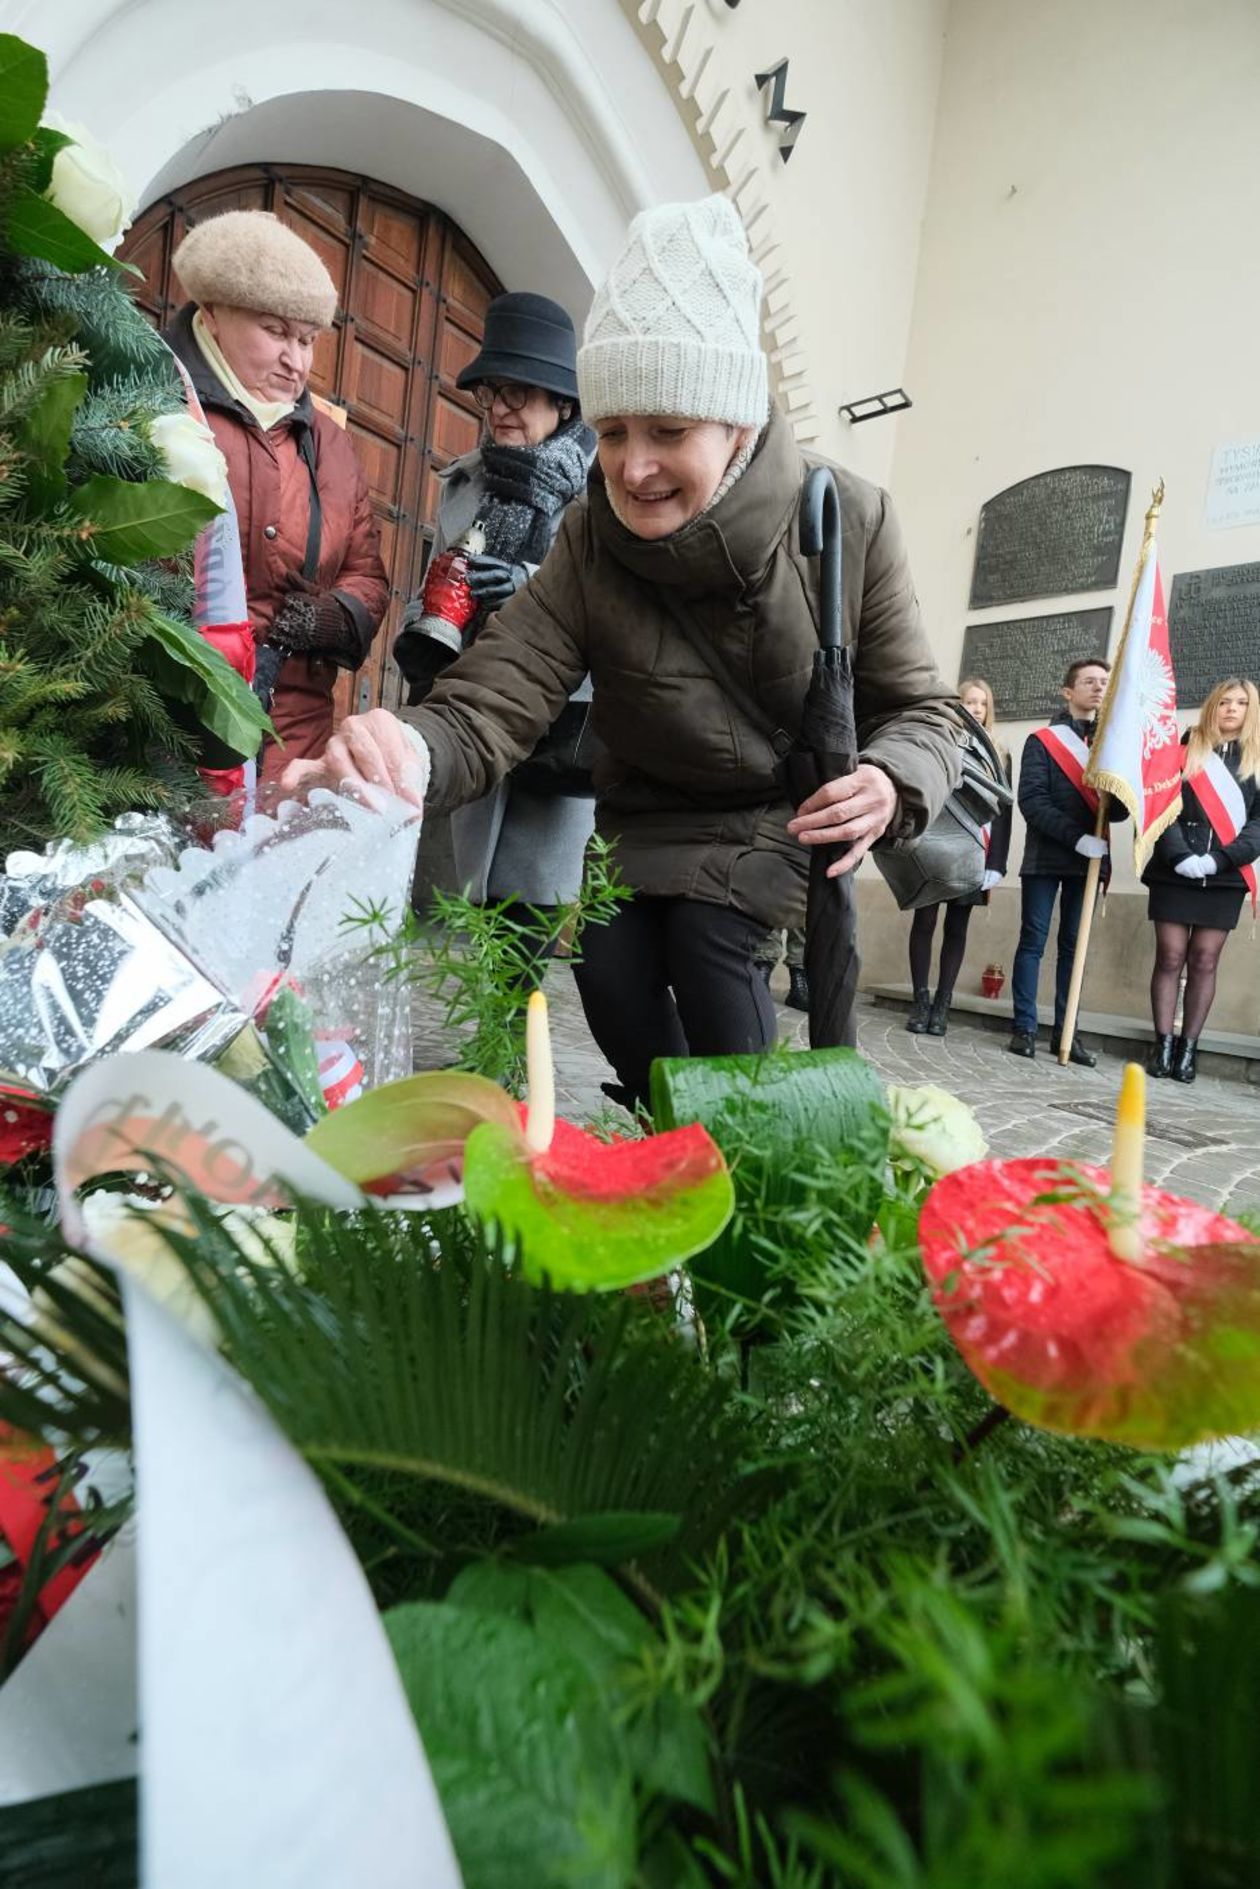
[1168, 562, 1260, 708]
[969, 466, 1131, 609]
[960, 608, 1113, 722]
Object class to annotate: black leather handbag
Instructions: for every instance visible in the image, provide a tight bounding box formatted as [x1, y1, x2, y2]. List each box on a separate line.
[870, 705, 1012, 910]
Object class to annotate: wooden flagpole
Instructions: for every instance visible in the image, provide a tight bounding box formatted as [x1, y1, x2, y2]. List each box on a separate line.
[1056, 794, 1109, 1066]
[1057, 483, 1165, 1066]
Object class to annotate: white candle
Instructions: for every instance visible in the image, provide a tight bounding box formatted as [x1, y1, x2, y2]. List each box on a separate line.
[523, 989, 555, 1156]
[1107, 1062, 1145, 1261]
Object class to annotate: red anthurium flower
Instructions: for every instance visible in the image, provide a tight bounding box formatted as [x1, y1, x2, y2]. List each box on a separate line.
[920, 1066, 1260, 1450]
[461, 994, 734, 1290]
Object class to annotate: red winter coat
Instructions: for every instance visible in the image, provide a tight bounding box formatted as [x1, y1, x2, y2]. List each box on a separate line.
[165, 307, 389, 775]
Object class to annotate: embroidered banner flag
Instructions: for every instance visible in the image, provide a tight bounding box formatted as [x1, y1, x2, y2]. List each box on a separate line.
[1085, 508, 1182, 867]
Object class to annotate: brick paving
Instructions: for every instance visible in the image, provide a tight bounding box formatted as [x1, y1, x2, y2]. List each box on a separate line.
[415, 968, 1260, 1220]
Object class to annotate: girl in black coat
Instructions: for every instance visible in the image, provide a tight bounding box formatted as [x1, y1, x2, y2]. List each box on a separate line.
[1142, 677, 1260, 1082]
[906, 678, 1012, 1036]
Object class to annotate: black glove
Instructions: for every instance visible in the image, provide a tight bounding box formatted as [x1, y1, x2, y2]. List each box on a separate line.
[393, 627, 457, 704]
[252, 640, 287, 712]
[465, 554, 526, 607]
[269, 589, 360, 664]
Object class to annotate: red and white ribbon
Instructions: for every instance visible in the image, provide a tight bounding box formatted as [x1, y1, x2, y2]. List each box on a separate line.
[1032, 724, 1100, 816]
[1187, 750, 1258, 913]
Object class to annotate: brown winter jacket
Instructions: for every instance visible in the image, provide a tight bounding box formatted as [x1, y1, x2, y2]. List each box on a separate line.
[165, 306, 389, 765]
[405, 406, 961, 929]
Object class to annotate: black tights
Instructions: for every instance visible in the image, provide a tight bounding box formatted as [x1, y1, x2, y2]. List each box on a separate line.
[908, 901, 974, 996]
[572, 895, 776, 1111]
[1150, 920, 1230, 1040]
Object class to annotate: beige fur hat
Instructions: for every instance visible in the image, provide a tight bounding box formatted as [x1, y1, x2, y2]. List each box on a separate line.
[174, 210, 338, 328]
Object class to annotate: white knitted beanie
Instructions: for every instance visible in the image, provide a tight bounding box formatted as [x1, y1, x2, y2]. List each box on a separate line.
[577, 195, 767, 426]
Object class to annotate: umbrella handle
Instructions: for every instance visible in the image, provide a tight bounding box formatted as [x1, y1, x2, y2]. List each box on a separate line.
[799, 466, 844, 651]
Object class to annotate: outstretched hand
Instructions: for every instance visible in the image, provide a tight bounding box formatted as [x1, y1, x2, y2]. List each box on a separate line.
[277, 708, 428, 810]
[787, 763, 898, 877]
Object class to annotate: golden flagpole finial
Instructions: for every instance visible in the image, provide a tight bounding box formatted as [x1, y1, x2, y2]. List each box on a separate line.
[1138, 479, 1164, 557]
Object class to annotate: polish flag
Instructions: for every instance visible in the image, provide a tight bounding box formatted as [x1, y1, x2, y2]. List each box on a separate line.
[1085, 523, 1182, 867]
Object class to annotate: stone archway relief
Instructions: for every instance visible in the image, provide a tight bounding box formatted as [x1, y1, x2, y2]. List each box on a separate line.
[619, 0, 819, 444]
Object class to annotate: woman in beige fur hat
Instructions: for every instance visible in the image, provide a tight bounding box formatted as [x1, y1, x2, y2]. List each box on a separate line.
[165, 209, 388, 778]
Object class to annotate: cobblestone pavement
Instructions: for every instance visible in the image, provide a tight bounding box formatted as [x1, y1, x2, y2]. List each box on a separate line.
[416, 971, 1260, 1219]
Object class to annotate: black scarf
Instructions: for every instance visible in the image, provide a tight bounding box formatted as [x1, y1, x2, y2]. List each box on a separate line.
[476, 417, 595, 567]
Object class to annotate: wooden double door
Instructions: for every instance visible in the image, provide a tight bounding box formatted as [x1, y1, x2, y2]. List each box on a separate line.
[121, 165, 502, 722]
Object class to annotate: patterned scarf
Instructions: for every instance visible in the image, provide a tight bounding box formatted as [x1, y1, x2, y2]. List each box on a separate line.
[477, 417, 595, 566]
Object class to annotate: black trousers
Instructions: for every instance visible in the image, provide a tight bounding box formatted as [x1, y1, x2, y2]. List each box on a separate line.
[572, 895, 776, 1109]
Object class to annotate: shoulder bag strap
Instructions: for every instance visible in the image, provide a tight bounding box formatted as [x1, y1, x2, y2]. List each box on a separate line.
[296, 422, 322, 584]
[658, 590, 793, 761]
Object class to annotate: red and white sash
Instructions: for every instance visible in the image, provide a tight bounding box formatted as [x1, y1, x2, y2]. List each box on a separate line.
[1032, 724, 1100, 815]
[1187, 750, 1258, 912]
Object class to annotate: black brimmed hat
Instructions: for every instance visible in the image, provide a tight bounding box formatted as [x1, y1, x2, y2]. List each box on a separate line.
[457, 292, 579, 402]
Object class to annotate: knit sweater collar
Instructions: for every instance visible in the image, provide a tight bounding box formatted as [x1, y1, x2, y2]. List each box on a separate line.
[587, 404, 802, 595]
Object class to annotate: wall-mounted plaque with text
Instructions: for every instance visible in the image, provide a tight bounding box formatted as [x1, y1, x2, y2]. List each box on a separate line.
[960, 608, 1114, 722]
[1167, 562, 1260, 708]
[969, 466, 1131, 609]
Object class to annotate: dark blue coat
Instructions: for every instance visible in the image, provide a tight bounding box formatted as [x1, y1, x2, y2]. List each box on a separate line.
[1017, 709, 1127, 879]
[1143, 737, 1260, 896]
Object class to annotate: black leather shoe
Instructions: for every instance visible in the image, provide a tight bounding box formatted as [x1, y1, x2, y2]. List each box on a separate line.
[786, 966, 810, 1013]
[906, 987, 932, 1034]
[927, 991, 951, 1036]
[1146, 1032, 1175, 1078]
[1171, 1036, 1198, 1083]
[1050, 1032, 1097, 1068]
[1007, 1030, 1036, 1058]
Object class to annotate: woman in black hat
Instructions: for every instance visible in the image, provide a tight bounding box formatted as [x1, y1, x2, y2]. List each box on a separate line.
[394, 292, 596, 956]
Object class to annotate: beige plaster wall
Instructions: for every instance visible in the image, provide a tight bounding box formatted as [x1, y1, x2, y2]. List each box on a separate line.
[622, 0, 951, 482]
[873, 0, 1260, 1037]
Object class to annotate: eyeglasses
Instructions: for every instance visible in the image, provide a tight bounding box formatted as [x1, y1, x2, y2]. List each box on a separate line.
[473, 380, 531, 413]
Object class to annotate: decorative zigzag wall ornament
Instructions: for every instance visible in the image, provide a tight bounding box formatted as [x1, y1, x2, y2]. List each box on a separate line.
[754, 59, 806, 163]
[620, 0, 820, 444]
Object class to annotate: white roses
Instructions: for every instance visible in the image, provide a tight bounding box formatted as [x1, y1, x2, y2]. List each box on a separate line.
[887, 1082, 987, 1178]
[149, 409, 230, 507]
[43, 112, 137, 254]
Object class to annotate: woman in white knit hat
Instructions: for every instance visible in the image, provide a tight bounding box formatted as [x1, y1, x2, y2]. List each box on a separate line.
[166, 210, 388, 780]
[283, 195, 961, 1110]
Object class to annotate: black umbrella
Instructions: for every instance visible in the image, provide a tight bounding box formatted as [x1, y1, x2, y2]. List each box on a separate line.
[785, 467, 861, 1049]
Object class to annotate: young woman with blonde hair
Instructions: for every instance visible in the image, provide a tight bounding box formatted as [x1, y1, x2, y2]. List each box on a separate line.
[905, 677, 1012, 1036]
[1142, 677, 1260, 1082]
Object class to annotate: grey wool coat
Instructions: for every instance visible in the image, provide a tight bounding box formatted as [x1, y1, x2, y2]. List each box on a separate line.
[402, 450, 594, 905]
[404, 407, 963, 931]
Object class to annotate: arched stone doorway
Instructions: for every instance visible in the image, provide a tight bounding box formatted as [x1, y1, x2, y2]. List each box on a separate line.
[120, 164, 502, 721]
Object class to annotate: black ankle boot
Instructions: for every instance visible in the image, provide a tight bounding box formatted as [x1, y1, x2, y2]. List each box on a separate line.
[927, 990, 951, 1036]
[906, 987, 932, 1034]
[1146, 1033, 1175, 1078]
[1049, 1031, 1098, 1068]
[786, 966, 810, 1013]
[1171, 1036, 1198, 1083]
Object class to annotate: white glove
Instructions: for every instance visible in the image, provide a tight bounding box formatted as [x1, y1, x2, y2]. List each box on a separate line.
[981, 868, 1002, 892]
[1075, 835, 1109, 859]
[1175, 854, 1217, 879]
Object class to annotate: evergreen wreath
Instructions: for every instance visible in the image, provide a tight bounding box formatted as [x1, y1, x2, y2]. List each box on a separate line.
[0, 33, 266, 853]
